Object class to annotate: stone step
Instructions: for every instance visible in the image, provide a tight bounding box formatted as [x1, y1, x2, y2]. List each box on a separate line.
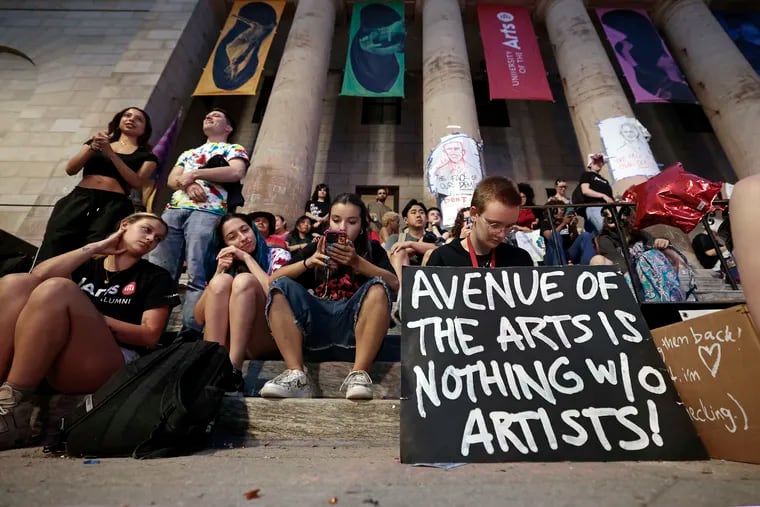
[243, 361, 401, 399]
[215, 398, 399, 444]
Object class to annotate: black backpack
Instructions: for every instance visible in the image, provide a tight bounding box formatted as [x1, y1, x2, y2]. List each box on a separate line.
[59, 340, 231, 459]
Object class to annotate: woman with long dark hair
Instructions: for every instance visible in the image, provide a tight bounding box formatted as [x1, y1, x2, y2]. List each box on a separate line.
[261, 193, 398, 400]
[304, 183, 331, 233]
[37, 107, 158, 261]
[194, 213, 284, 392]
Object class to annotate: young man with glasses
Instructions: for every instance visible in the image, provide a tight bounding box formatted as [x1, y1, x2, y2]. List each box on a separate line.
[426, 176, 533, 268]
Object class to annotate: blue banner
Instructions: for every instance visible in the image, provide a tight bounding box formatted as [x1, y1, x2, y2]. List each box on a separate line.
[714, 11, 760, 75]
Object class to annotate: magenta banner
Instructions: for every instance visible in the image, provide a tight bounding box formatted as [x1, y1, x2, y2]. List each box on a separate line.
[597, 8, 696, 103]
[477, 4, 553, 101]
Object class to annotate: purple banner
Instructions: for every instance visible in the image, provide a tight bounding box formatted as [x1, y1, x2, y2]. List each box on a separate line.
[597, 8, 696, 104]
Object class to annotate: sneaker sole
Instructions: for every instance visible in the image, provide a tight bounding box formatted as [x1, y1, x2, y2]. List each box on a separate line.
[259, 386, 312, 399]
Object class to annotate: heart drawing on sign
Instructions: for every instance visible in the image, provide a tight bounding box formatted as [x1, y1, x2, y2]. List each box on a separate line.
[698, 343, 722, 378]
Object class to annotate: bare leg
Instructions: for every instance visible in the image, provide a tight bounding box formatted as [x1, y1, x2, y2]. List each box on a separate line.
[9, 278, 124, 393]
[0, 274, 41, 382]
[267, 291, 304, 370]
[227, 273, 262, 369]
[353, 284, 389, 372]
[202, 274, 233, 349]
[389, 249, 409, 287]
[731, 175, 760, 323]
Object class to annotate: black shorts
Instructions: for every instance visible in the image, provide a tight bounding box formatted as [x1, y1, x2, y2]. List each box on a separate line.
[37, 187, 134, 262]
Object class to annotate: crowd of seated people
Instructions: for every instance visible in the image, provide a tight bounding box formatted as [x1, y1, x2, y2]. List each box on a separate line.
[1, 104, 747, 455]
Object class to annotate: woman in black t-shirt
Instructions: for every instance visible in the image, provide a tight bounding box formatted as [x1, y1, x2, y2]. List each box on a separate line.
[304, 183, 331, 234]
[577, 153, 614, 233]
[0, 213, 179, 451]
[37, 107, 159, 262]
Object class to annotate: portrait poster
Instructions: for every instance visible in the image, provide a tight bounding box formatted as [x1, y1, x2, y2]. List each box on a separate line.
[597, 8, 696, 104]
[425, 134, 484, 228]
[598, 116, 660, 182]
[194, 1, 285, 96]
[477, 4, 553, 101]
[341, 1, 406, 97]
[714, 11, 760, 76]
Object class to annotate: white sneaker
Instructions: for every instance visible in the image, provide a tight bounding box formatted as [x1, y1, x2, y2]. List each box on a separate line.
[259, 369, 312, 398]
[341, 370, 373, 400]
[0, 384, 33, 450]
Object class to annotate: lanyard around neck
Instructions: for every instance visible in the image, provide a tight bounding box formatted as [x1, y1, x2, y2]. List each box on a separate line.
[466, 235, 496, 268]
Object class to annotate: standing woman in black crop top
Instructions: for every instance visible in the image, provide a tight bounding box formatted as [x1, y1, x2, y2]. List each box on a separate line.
[36, 107, 159, 262]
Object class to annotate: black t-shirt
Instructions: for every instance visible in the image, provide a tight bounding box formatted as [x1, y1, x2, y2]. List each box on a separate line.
[427, 240, 533, 268]
[82, 141, 158, 193]
[72, 258, 180, 354]
[578, 171, 613, 204]
[539, 218, 573, 251]
[288, 240, 394, 300]
[286, 233, 312, 248]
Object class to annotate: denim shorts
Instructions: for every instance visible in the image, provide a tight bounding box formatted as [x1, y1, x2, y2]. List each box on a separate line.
[266, 276, 392, 351]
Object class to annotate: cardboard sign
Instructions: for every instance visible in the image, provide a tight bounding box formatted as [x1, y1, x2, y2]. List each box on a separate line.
[651, 305, 760, 464]
[400, 266, 706, 463]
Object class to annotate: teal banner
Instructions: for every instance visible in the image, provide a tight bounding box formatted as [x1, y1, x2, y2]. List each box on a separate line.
[341, 1, 405, 97]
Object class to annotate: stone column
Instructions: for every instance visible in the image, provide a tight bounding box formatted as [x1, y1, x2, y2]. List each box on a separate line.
[653, 0, 760, 180]
[242, 0, 338, 221]
[421, 0, 481, 204]
[536, 0, 645, 195]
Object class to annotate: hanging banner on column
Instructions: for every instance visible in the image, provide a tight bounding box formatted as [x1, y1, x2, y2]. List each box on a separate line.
[598, 116, 660, 182]
[597, 9, 696, 104]
[714, 11, 760, 76]
[425, 134, 484, 228]
[477, 4, 553, 101]
[194, 1, 285, 96]
[341, 1, 406, 97]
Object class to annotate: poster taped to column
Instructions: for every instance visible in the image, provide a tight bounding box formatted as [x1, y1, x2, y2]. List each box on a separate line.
[425, 134, 484, 228]
[598, 116, 659, 182]
[477, 4, 553, 101]
[341, 1, 406, 97]
[597, 8, 696, 104]
[194, 1, 285, 96]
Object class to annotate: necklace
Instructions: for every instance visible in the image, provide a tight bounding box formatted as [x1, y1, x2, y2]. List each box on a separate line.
[103, 256, 121, 284]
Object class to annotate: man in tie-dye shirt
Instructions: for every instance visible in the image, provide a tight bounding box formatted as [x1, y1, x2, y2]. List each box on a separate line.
[150, 108, 249, 333]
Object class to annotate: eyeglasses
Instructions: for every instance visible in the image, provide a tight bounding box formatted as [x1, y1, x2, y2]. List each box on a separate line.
[479, 215, 512, 234]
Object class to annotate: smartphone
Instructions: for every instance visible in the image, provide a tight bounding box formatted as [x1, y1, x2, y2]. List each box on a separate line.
[324, 229, 347, 247]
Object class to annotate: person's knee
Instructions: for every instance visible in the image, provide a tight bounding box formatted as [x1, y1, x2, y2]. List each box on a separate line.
[362, 284, 389, 312]
[231, 273, 263, 295]
[0, 273, 41, 295]
[207, 273, 233, 296]
[589, 255, 612, 266]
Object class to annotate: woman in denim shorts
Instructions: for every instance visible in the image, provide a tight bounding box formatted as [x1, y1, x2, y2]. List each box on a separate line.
[261, 193, 399, 400]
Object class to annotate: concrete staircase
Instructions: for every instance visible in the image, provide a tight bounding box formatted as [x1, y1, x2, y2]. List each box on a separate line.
[689, 267, 745, 303]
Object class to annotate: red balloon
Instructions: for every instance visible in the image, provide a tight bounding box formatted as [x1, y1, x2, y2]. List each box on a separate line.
[621, 163, 722, 233]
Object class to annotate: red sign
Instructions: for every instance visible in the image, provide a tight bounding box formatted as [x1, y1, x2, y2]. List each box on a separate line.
[122, 282, 136, 296]
[477, 4, 553, 101]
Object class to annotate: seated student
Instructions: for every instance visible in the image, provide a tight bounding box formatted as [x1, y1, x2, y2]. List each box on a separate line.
[427, 177, 533, 267]
[426, 207, 448, 244]
[540, 197, 596, 265]
[260, 193, 399, 400]
[0, 213, 178, 450]
[193, 213, 284, 392]
[286, 215, 316, 253]
[386, 199, 438, 283]
[590, 208, 685, 302]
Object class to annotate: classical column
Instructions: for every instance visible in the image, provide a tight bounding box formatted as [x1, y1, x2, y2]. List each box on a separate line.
[421, 0, 481, 204]
[653, 0, 760, 180]
[536, 0, 646, 195]
[242, 0, 338, 221]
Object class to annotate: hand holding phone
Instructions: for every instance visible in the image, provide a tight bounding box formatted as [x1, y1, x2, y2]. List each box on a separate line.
[324, 229, 347, 247]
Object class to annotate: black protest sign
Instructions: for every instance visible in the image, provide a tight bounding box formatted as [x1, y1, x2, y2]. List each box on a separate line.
[400, 266, 706, 463]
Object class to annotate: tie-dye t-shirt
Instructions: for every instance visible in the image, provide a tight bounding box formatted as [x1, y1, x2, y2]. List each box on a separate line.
[167, 142, 249, 215]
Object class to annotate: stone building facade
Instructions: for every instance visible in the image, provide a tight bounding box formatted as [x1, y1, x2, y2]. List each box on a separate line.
[0, 0, 757, 244]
